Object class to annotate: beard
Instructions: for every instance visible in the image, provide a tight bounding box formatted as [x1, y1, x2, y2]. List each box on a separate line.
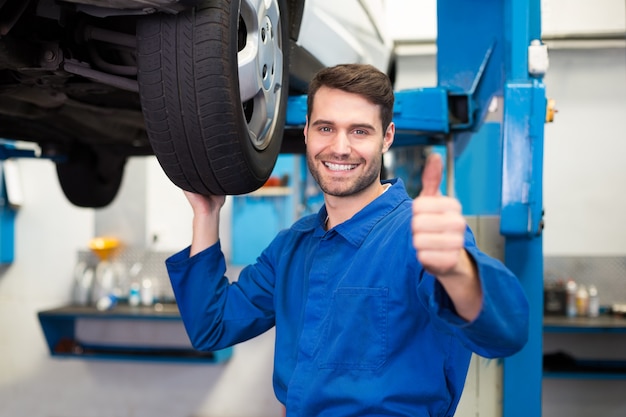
[307, 152, 383, 197]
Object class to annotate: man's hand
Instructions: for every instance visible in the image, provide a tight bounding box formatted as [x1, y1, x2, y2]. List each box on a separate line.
[184, 190, 226, 216]
[411, 153, 482, 321]
[411, 154, 466, 277]
[183, 191, 226, 257]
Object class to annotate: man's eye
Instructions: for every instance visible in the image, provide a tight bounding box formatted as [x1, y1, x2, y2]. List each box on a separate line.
[354, 129, 367, 135]
[320, 126, 332, 132]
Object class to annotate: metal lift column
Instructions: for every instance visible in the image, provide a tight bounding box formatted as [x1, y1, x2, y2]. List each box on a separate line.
[437, 1, 546, 416]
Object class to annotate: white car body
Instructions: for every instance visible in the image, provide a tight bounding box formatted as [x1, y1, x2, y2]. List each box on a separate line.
[298, 0, 393, 71]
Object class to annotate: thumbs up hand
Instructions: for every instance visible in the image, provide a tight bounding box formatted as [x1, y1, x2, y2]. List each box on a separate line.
[411, 153, 467, 278]
[411, 153, 483, 320]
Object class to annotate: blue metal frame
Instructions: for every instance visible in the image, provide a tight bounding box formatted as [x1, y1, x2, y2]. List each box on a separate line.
[38, 306, 234, 364]
[0, 141, 36, 264]
[0, 179, 15, 264]
[437, 2, 545, 416]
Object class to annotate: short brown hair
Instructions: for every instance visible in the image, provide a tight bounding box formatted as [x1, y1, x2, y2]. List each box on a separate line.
[307, 64, 394, 131]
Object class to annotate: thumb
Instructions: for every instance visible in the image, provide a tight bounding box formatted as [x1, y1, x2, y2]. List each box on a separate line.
[420, 153, 443, 196]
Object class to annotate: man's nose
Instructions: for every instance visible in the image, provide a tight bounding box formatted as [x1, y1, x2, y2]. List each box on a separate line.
[330, 131, 351, 154]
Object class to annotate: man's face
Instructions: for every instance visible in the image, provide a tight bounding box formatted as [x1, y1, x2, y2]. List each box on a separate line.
[304, 87, 394, 197]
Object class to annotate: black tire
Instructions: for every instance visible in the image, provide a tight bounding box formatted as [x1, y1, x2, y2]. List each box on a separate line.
[56, 145, 126, 208]
[136, 0, 289, 195]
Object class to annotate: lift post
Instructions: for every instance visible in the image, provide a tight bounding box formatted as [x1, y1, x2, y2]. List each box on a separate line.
[0, 140, 38, 264]
[434, 1, 546, 415]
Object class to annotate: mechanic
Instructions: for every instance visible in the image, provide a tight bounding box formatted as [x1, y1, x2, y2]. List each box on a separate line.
[166, 63, 529, 417]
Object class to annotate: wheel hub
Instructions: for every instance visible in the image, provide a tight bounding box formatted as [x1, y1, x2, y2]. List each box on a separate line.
[238, 0, 284, 151]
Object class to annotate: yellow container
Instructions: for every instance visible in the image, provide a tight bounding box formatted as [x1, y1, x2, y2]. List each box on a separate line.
[88, 236, 122, 261]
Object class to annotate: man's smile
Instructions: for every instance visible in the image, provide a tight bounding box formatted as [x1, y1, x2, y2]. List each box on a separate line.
[324, 162, 358, 171]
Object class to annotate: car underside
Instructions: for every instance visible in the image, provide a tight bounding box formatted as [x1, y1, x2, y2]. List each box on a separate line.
[0, 0, 388, 207]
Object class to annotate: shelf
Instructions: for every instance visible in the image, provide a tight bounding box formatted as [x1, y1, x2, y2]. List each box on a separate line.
[38, 304, 232, 363]
[543, 371, 626, 380]
[544, 366, 626, 379]
[544, 315, 626, 333]
[543, 315, 626, 379]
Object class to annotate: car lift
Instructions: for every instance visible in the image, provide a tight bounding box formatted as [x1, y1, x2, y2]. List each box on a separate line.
[288, 0, 547, 416]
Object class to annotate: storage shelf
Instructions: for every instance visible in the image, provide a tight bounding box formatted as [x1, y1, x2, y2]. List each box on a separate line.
[38, 304, 232, 364]
[543, 315, 626, 380]
[543, 371, 626, 380]
[544, 315, 626, 333]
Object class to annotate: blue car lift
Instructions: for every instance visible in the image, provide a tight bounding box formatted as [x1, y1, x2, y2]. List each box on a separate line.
[288, 0, 546, 416]
[0, 141, 38, 264]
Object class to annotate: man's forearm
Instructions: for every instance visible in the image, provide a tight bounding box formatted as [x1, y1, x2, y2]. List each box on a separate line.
[436, 250, 483, 321]
[190, 213, 220, 257]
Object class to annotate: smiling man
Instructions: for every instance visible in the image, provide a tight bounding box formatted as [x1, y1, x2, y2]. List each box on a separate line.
[166, 63, 529, 417]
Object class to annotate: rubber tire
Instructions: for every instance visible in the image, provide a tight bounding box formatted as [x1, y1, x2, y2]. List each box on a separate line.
[136, 0, 289, 195]
[56, 145, 126, 208]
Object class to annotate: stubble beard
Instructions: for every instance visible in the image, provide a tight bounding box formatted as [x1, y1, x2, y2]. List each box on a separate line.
[307, 152, 383, 197]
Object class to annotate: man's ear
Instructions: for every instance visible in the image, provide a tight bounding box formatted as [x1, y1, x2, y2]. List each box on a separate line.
[382, 122, 395, 153]
[303, 116, 309, 144]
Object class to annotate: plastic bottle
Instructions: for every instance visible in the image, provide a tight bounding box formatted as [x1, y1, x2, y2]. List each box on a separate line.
[128, 282, 141, 307]
[141, 278, 154, 306]
[96, 293, 117, 311]
[565, 279, 577, 317]
[588, 285, 600, 317]
[576, 285, 589, 317]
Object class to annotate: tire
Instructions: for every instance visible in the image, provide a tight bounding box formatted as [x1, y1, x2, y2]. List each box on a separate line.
[136, 0, 289, 195]
[56, 145, 126, 208]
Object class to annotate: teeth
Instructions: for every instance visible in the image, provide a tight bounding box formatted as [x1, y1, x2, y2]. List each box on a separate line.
[325, 162, 357, 171]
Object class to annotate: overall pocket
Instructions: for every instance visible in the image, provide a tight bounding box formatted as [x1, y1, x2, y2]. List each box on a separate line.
[318, 287, 388, 370]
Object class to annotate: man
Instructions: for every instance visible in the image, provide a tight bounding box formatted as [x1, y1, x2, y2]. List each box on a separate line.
[166, 64, 529, 417]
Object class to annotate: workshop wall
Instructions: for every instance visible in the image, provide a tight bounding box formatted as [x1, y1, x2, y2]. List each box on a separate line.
[539, 46, 626, 417]
[542, 48, 626, 256]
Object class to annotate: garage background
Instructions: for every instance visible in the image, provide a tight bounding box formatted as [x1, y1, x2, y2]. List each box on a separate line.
[1, 1, 625, 416]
